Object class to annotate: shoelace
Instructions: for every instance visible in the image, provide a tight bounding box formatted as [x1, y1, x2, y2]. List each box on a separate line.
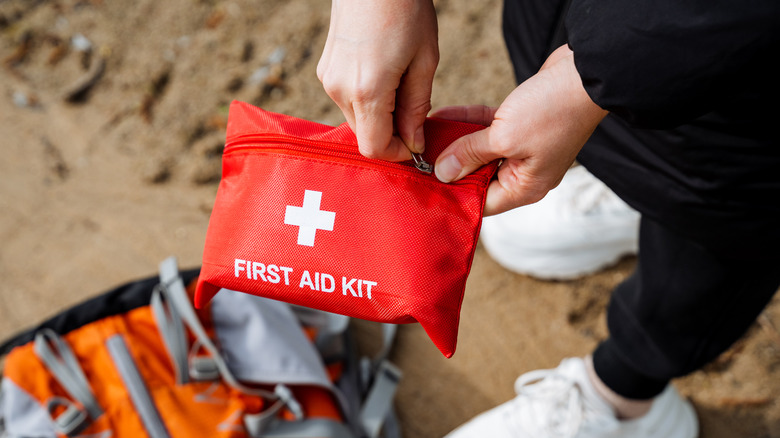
[507, 367, 614, 438]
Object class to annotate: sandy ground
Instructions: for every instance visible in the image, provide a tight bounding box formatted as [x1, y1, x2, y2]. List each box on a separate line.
[2, 1, 779, 437]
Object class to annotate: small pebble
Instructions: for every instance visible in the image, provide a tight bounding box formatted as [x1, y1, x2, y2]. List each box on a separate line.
[71, 33, 92, 52]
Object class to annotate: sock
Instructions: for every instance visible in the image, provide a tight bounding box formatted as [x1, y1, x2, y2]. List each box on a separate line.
[585, 355, 653, 419]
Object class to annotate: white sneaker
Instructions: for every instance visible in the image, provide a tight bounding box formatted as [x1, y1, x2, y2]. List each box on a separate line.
[480, 166, 640, 280]
[445, 358, 698, 438]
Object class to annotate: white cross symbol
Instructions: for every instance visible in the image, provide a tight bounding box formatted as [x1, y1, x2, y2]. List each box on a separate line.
[284, 190, 336, 247]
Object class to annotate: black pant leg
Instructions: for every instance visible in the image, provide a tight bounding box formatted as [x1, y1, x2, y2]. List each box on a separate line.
[502, 0, 569, 84]
[503, 0, 780, 400]
[593, 216, 780, 399]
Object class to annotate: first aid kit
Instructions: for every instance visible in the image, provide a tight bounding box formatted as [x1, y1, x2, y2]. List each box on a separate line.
[195, 101, 499, 357]
[0, 257, 401, 438]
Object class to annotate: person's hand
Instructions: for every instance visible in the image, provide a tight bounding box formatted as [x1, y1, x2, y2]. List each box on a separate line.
[432, 45, 608, 216]
[317, 0, 438, 161]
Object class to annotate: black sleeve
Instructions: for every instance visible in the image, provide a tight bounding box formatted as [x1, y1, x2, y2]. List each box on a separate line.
[565, 0, 780, 128]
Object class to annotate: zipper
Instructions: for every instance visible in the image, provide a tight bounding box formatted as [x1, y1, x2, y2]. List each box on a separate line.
[223, 134, 490, 187]
[410, 152, 434, 174]
[106, 335, 171, 438]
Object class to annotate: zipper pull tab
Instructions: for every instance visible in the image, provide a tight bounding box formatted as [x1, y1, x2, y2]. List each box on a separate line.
[411, 153, 434, 174]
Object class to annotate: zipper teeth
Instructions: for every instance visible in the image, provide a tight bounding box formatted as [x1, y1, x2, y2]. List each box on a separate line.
[224, 134, 489, 186]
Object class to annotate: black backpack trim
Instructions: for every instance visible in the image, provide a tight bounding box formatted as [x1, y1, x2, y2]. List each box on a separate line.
[0, 268, 200, 356]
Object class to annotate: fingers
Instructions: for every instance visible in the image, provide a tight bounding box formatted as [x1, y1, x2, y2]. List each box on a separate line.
[321, 48, 437, 162]
[394, 49, 439, 154]
[353, 98, 412, 161]
[484, 178, 524, 217]
[484, 179, 521, 217]
[319, 63, 410, 161]
[430, 105, 497, 126]
[482, 160, 566, 216]
[434, 127, 504, 183]
[317, 0, 439, 162]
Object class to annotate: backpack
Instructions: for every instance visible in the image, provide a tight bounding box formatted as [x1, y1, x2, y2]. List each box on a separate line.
[0, 257, 401, 438]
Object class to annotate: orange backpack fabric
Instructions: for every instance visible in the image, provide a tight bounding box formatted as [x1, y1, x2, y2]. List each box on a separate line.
[0, 258, 390, 438]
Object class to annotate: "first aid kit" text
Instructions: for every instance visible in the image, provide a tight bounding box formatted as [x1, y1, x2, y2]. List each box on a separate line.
[233, 258, 378, 299]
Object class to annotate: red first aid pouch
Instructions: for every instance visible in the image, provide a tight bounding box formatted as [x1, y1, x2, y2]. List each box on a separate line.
[196, 101, 498, 357]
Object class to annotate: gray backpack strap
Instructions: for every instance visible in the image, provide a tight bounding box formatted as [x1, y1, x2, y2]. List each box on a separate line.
[377, 324, 397, 366]
[0, 385, 5, 436]
[157, 258, 304, 427]
[380, 409, 401, 438]
[293, 310, 402, 438]
[150, 287, 190, 385]
[33, 329, 103, 436]
[332, 323, 401, 438]
[152, 281, 223, 384]
[257, 418, 354, 438]
[359, 360, 402, 438]
[356, 323, 402, 438]
[106, 335, 170, 438]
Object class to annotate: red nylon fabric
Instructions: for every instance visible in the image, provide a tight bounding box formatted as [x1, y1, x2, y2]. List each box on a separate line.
[196, 101, 498, 357]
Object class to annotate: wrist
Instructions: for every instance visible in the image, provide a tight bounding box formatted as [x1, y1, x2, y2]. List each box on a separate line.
[548, 45, 608, 130]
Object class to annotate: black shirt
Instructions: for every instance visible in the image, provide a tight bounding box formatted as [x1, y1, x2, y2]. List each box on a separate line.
[565, 0, 780, 255]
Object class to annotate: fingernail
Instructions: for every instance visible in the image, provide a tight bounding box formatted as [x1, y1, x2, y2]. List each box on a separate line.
[435, 155, 462, 183]
[414, 126, 425, 153]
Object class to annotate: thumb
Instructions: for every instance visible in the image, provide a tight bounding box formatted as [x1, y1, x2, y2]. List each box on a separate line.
[434, 127, 502, 183]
